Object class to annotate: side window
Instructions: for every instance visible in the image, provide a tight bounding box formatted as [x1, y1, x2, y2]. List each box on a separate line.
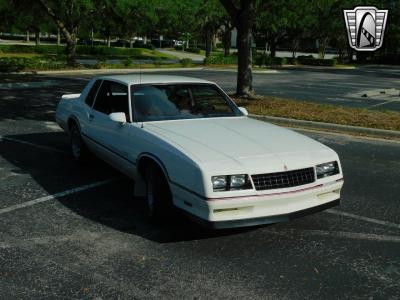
[85, 80, 102, 107]
[92, 81, 130, 121]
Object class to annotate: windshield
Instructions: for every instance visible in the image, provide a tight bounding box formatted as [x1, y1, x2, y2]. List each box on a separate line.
[131, 84, 241, 122]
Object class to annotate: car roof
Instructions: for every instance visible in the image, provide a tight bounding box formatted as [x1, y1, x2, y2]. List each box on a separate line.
[98, 74, 213, 85]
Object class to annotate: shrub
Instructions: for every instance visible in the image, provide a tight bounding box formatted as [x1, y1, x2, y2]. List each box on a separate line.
[204, 53, 237, 65]
[94, 57, 107, 69]
[123, 57, 133, 67]
[254, 54, 287, 66]
[0, 44, 162, 59]
[185, 47, 201, 54]
[153, 57, 162, 66]
[0, 57, 66, 72]
[298, 57, 337, 66]
[174, 45, 183, 51]
[0, 44, 65, 55]
[180, 58, 192, 67]
[285, 57, 298, 65]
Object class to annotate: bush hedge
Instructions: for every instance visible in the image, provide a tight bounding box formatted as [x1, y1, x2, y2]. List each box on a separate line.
[0, 57, 66, 72]
[185, 47, 201, 54]
[0, 44, 161, 58]
[298, 57, 337, 66]
[179, 58, 192, 67]
[254, 54, 287, 66]
[204, 54, 237, 65]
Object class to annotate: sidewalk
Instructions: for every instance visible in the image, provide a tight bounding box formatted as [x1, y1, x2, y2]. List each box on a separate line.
[156, 49, 205, 62]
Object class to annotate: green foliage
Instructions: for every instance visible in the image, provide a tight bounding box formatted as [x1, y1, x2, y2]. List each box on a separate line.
[0, 44, 64, 54]
[94, 57, 107, 69]
[123, 57, 133, 67]
[298, 57, 337, 66]
[0, 44, 171, 59]
[179, 58, 192, 67]
[0, 56, 66, 72]
[204, 53, 237, 65]
[255, 54, 287, 66]
[185, 47, 201, 54]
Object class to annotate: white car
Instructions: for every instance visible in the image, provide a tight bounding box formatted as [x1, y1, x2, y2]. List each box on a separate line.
[55, 75, 344, 229]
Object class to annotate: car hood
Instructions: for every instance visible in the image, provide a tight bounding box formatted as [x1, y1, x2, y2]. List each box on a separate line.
[144, 117, 337, 173]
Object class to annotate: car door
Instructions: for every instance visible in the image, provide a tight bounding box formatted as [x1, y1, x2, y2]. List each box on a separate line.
[87, 80, 136, 174]
[78, 79, 102, 135]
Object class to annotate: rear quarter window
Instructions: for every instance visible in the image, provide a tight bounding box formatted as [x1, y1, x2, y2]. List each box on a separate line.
[85, 80, 102, 107]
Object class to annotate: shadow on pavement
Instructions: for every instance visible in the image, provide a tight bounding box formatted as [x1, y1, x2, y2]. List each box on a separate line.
[1, 131, 255, 243]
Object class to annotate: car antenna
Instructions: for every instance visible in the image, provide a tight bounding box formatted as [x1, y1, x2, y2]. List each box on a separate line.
[139, 59, 142, 84]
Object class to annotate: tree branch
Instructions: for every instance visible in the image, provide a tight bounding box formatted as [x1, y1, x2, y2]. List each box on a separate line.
[35, 0, 72, 41]
[219, 0, 238, 23]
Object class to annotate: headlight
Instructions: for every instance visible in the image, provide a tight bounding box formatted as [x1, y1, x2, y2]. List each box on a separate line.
[316, 161, 339, 179]
[212, 176, 227, 191]
[212, 174, 251, 191]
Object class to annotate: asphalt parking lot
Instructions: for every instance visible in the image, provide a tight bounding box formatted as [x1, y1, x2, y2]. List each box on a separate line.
[34, 65, 400, 111]
[1, 73, 400, 299]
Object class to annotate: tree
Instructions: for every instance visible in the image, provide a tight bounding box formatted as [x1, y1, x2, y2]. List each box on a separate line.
[36, 0, 95, 66]
[220, 0, 257, 97]
[114, 0, 158, 47]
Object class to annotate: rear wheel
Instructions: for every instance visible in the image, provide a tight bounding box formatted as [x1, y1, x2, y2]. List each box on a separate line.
[144, 164, 173, 221]
[70, 123, 89, 162]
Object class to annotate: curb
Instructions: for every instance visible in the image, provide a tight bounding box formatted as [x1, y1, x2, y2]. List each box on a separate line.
[280, 65, 356, 70]
[250, 114, 400, 140]
[16, 67, 205, 76]
[204, 68, 279, 74]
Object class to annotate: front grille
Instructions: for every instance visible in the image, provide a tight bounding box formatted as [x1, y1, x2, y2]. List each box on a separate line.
[251, 167, 315, 191]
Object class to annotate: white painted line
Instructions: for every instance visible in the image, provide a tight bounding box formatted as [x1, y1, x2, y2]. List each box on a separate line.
[0, 178, 118, 215]
[301, 230, 400, 242]
[0, 136, 68, 155]
[367, 100, 397, 108]
[326, 209, 400, 230]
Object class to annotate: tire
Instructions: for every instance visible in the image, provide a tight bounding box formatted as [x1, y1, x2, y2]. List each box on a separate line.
[70, 123, 90, 162]
[144, 164, 173, 221]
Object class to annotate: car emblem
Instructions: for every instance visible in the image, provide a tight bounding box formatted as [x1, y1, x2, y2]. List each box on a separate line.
[343, 6, 388, 52]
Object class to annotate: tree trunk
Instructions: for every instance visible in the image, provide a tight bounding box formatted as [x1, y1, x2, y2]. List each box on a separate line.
[91, 28, 94, 46]
[65, 34, 77, 67]
[57, 28, 61, 45]
[270, 39, 276, 58]
[220, 0, 256, 97]
[36, 0, 77, 66]
[205, 25, 213, 58]
[35, 31, 40, 45]
[236, 22, 254, 96]
[222, 27, 231, 56]
[107, 35, 111, 47]
[319, 37, 328, 59]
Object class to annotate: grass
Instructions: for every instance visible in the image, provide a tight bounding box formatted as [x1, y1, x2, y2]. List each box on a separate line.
[232, 95, 400, 131]
[0, 44, 176, 60]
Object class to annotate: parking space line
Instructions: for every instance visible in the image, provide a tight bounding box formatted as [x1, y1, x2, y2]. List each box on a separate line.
[0, 178, 118, 215]
[326, 209, 400, 230]
[303, 230, 400, 242]
[367, 100, 397, 108]
[0, 136, 69, 155]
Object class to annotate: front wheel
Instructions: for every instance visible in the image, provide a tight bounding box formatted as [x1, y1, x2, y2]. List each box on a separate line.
[144, 164, 173, 221]
[70, 123, 89, 162]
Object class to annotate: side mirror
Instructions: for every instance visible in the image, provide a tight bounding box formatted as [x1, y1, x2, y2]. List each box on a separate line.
[109, 112, 127, 124]
[238, 107, 248, 116]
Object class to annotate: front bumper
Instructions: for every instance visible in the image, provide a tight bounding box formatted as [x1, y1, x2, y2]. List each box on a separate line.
[172, 178, 343, 229]
[186, 198, 340, 229]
